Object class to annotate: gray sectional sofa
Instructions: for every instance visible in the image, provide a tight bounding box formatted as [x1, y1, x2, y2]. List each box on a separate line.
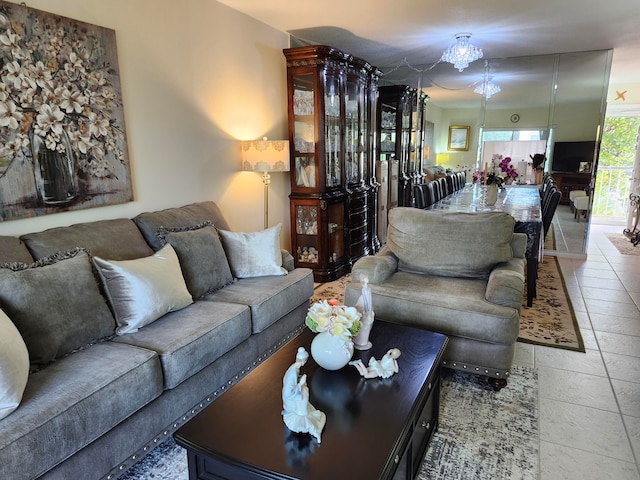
[0, 201, 313, 480]
[345, 207, 526, 390]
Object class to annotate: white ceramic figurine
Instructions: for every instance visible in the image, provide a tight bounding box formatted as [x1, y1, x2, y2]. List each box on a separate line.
[349, 348, 401, 379]
[282, 347, 326, 443]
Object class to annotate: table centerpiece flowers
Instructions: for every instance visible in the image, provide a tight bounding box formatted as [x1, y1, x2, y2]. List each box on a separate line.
[497, 156, 519, 184]
[305, 299, 361, 370]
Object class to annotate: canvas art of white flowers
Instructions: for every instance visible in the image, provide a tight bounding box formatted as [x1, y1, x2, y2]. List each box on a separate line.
[0, 2, 132, 220]
[306, 299, 362, 340]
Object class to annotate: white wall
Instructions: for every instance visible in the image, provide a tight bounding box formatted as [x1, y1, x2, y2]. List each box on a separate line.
[0, 0, 292, 249]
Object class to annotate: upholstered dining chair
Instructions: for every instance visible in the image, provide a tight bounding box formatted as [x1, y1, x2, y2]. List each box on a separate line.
[413, 184, 427, 208]
[573, 195, 591, 222]
[542, 185, 561, 239]
[569, 189, 587, 213]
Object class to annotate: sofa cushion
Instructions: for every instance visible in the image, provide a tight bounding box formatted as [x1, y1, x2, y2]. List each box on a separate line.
[0, 249, 116, 368]
[0, 236, 34, 264]
[202, 267, 314, 333]
[157, 222, 233, 299]
[0, 342, 162, 480]
[134, 201, 231, 251]
[345, 271, 520, 345]
[20, 218, 154, 261]
[0, 309, 29, 420]
[218, 224, 287, 278]
[93, 244, 193, 335]
[113, 301, 251, 389]
[387, 208, 515, 279]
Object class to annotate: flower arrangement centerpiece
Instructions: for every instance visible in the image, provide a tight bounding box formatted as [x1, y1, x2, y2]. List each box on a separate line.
[497, 156, 519, 183]
[306, 299, 362, 370]
[306, 299, 361, 340]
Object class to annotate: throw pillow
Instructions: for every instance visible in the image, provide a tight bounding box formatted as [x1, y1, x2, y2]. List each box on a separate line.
[218, 224, 288, 278]
[156, 222, 233, 299]
[93, 244, 193, 334]
[387, 208, 515, 279]
[0, 308, 29, 420]
[0, 249, 116, 367]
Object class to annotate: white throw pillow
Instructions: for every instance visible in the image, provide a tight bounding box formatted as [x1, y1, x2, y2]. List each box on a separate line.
[93, 244, 193, 335]
[218, 224, 288, 278]
[0, 309, 29, 420]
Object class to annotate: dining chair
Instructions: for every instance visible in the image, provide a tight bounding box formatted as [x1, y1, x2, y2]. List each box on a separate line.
[445, 174, 455, 195]
[430, 180, 442, 203]
[569, 189, 587, 213]
[542, 186, 561, 239]
[413, 184, 427, 208]
[437, 177, 449, 197]
[573, 195, 591, 222]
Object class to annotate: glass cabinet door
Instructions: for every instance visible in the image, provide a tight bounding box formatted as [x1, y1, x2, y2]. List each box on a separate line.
[292, 73, 317, 189]
[294, 204, 319, 264]
[293, 201, 345, 267]
[344, 77, 360, 184]
[401, 94, 412, 174]
[380, 104, 397, 161]
[327, 202, 345, 264]
[324, 73, 342, 188]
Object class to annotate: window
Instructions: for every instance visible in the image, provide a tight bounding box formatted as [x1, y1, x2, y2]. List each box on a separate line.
[482, 130, 547, 142]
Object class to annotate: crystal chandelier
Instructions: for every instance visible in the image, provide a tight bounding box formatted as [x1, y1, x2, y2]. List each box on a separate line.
[441, 33, 483, 72]
[474, 78, 501, 99]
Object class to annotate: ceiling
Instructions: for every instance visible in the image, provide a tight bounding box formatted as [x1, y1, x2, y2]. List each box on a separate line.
[217, 0, 640, 109]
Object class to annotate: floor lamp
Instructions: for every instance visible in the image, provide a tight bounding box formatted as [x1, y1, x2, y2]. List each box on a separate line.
[241, 138, 290, 229]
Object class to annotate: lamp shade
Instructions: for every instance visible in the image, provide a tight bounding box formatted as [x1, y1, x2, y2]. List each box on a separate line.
[241, 138, 290, 172]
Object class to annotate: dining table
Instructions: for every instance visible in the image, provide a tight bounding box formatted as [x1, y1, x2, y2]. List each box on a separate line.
[425, 183, 543, 307]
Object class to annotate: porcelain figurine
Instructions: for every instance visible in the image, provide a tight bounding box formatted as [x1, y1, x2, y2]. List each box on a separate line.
[282, 347, 326, 443]
[349, 348, 401, 379]
[353, 275, 374, 350]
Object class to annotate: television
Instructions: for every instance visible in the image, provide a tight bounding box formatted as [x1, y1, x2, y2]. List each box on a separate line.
[551, 141, 597, 173]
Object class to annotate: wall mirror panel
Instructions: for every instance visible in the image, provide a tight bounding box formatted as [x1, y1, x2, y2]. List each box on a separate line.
[382, 49, 612, 256]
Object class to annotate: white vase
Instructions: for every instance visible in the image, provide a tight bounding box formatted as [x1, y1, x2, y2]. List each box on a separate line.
[310, 332, 354, 370]
[486, 183, 498, 206]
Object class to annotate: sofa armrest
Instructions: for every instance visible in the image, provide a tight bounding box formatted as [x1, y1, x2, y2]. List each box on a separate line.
[511, 233, 527, 258]
[281, 249, 295, 272]
[485, 258, 526, 310]
[351, 247, 398, 285]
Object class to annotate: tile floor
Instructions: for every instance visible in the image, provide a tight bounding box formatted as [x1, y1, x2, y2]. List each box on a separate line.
[513, 219, 640, 479]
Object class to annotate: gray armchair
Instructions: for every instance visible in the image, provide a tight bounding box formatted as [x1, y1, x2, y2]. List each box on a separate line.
[345, 208, 526, 390]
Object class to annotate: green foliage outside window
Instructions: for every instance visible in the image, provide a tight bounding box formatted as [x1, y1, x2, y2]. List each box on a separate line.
[593, 116, 639, 216]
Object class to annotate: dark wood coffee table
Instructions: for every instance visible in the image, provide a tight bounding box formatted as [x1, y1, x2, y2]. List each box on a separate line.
[174, 320, 448, 480]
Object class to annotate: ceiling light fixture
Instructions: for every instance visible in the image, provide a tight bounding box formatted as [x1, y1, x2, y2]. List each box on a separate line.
[474, 78, 501, 99]
[441, 33, 483, 72]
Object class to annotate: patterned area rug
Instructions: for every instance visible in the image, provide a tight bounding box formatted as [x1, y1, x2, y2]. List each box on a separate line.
[420, 366, 538, 480]
[312, 256, 584, 352]
[119, 367, 539, 480]
[518, 256, 584, 351]
[606, 233, 640, 255]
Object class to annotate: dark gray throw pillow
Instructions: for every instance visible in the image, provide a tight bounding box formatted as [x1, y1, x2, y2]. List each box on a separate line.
[0, 249, 116, 368]
[157, 222, 234, 299]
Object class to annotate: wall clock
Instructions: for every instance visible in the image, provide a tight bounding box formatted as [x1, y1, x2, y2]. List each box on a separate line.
[510, 113, 520, 123]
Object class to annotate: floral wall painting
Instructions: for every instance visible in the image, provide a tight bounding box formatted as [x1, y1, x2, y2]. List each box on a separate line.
[0, 2, 132, 222]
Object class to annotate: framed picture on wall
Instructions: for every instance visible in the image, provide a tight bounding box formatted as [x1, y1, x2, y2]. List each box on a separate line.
[0, 1, 133, 222]
[448, 126, 470, 151]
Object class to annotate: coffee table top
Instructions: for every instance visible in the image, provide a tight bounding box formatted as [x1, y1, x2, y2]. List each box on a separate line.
[174, 320, 447, 480]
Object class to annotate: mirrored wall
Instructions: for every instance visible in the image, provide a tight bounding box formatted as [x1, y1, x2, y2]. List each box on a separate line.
[384, 49, 612, 256]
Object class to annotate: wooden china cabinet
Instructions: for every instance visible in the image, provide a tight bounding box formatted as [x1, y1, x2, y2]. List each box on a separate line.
[283, 45, 380, 282]
[377, 85, 428, 207]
